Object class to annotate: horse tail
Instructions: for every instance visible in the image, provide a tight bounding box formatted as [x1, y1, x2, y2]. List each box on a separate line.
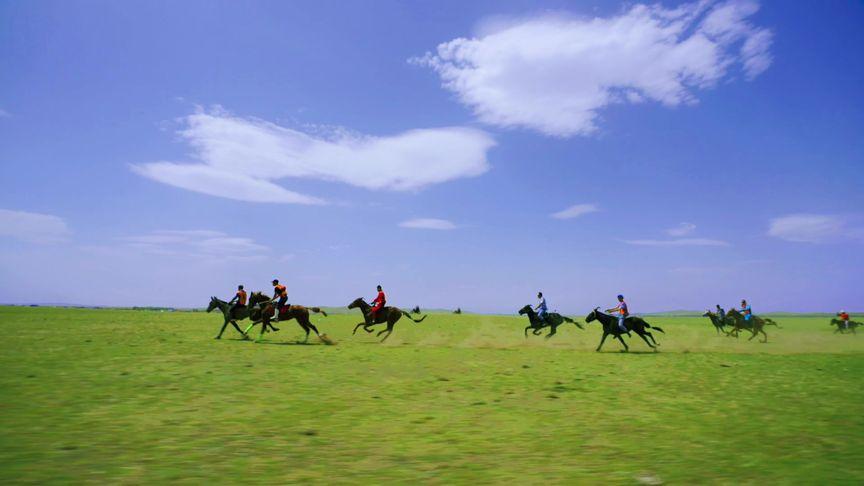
[308, 307, 328, 317]
[402, 310, 427, 323]
[562, 315, 584, 329]
[644, 321, 665, 333]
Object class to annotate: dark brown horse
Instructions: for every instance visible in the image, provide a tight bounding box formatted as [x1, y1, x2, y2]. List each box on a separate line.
[518, 305, 583, 338]
[250, 294, 331, 344]
[348, 297, 427, 342]
[725, 309, 769, 342]
[584, 308, 664, 352]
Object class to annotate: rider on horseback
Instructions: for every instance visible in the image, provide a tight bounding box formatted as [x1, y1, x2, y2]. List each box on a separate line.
[535, 292, 548, 325]
[740, 299, 752, 324]
[716, 304, 726, 321]
[606, 294, 629, 333]
[271, 279, 288, 321]
[838, 310, 850, 330]
[227, 284, 247, 316]
[367, 285, 385, 321]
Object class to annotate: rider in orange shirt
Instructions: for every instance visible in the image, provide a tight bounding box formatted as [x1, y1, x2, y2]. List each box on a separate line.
[271, 279, 288, 321]
[228, 284, 247, 315]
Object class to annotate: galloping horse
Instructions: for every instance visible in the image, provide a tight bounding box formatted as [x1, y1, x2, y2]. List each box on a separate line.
[250, 296, 331, 343]
[348, 298, 427, 343]
[207, 295, 271, 340]
[702, 310, 731, 335]
[584, 308, 664, 352]
[830, 318, 860, 334]
[724, 308, 769, 342]
[518, 305, 583, 338]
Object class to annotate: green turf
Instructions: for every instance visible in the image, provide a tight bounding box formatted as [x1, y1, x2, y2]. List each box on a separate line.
[0, 306, 861, 484]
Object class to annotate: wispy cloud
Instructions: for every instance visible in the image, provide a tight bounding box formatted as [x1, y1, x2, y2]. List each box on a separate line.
[399, 218, 458, 230]
[550, 203, 599, 220]
[0, 108, 10, 118]
[133, 108, 495, 204]
[667, 222, 697, 236]
[625, 238, 730, 247]
[118, 229, 269, 260]
[414, 0, 772, 137]
[767, 214, 860, 243]
[0, 209, 70, 243]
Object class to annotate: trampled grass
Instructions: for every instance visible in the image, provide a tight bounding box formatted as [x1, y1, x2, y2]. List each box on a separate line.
[0, 306, 862, 483]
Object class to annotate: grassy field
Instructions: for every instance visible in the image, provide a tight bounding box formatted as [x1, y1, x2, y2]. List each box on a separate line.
[1, 306, 862, 484]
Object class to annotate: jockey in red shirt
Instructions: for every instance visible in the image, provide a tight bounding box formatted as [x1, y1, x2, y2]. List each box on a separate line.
[368, 285, 386, 321]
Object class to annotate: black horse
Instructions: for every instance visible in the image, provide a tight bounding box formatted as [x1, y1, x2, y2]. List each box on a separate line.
[348, 298, 427, 343]
[517, 305, 583, 338]
[206, 294, 275, 340]
[702, 310, 731, 335]
[830, 318, 860, 334]
[584, 308, 664, 352]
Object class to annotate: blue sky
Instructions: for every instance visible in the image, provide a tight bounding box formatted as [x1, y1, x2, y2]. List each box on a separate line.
[1, 0, 862, 313]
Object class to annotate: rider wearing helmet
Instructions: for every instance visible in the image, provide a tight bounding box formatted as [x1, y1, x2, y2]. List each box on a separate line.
[838, 310, 850, 329]
[228, 284, 247, 315]
[272, 279, 288, 321]
[368, 285, 386, 321]
[606, 294, 629, 333]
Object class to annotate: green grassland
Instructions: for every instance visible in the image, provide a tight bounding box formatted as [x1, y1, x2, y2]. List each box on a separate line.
[1, 306, 862, 484]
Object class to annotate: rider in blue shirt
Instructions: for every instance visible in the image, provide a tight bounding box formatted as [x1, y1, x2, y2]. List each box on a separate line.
[741, 299, 752, 322]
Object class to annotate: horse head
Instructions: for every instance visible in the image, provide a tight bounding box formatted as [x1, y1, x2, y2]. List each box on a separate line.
[206, 296, 219, 313]
[702, 310, 713, 317]
[517, 305, 532, 315]
[348, 297, 366, 310]
[585, 307, 601, 323]
[248, 291, 269, 306]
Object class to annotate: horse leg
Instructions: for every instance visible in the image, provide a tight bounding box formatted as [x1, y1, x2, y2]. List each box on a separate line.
[353, 322, 366, 335]
[216, 318, 231, 339]
[256, 318, 268, 342]
[524, 326, 531, 338]
[378, 323, 395, 342]
[615, 334, 629, 352]
[644, 331, 658, 346]
[230, 321, 246, 336]
[545, 324, 558, 339]
[636, 331, 656, 350]
[596, 332, 609, 352]
[760, 329, 768, 343]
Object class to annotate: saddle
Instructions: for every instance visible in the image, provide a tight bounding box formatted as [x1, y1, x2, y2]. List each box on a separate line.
[278, 305, 295, 319]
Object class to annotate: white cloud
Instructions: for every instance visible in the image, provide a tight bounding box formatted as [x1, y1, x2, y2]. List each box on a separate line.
[399, 218, 458, 230]
[624, 238, 730, 247]
[414, 0, 772, 137]
[0, 209, 70, 243]
[767, 214, 855, 243]
[550, 203, 599, 219]
[118, 229, 269, 260]
[133, 109, 495, 203]
[667, 222, 697, 236]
